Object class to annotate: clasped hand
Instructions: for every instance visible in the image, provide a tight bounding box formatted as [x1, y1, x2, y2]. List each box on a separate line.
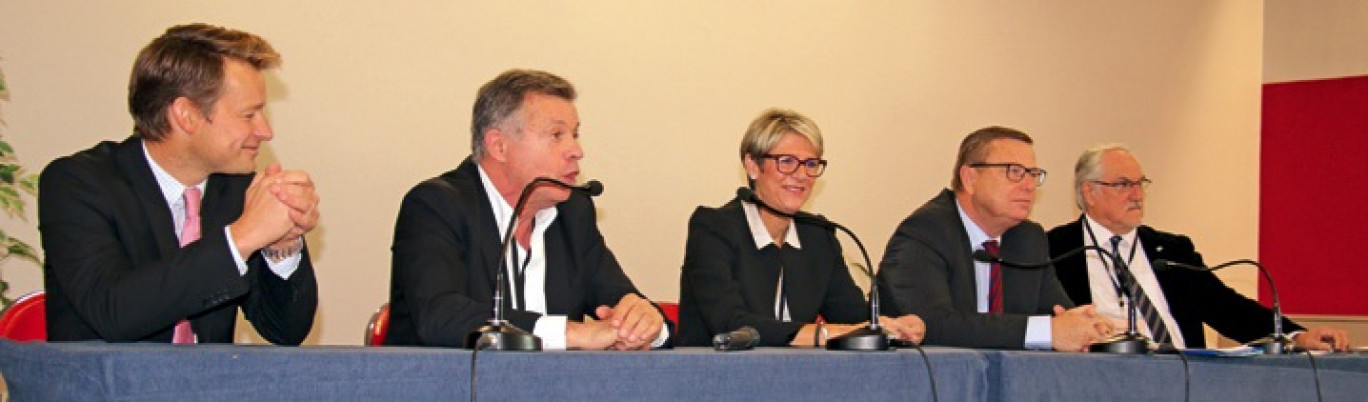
[567, 294, 664, 351]
[232, 163, 320, 256]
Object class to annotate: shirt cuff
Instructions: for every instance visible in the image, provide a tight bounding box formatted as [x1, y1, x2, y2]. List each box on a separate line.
[534, 315, 569, 350]
[222, 226, 249, 276]
[650, 322, 670, 348]
[1024, 315, 1053, 350]
[263, 248, 302, 279]
[222, 226, 302, 279]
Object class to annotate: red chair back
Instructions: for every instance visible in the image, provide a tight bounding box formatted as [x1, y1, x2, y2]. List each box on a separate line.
[0, 291, 46, 342]
[657, 301, 679, 328]
[364, 303, 390, 346]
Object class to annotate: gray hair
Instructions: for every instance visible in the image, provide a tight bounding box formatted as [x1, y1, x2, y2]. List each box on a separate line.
[470, 69, 576, 160]
[1073, 143, 1131, 210]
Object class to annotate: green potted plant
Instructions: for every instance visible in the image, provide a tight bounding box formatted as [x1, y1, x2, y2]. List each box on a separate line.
[0, 63, 42, 308]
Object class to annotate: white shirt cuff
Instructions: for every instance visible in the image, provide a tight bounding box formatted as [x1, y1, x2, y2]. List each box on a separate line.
[1024, 315, 1053, 350]
[222, 226, 301, 279]
[222, 226, 249, 276]
[534, 315, 569, 350]
[650, 322, 670, 348]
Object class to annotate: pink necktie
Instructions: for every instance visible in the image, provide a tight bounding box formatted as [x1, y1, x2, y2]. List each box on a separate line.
[173, 187, 202, 344]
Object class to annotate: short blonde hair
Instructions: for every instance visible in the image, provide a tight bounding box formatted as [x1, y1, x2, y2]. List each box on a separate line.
[739, 108, 824, 163]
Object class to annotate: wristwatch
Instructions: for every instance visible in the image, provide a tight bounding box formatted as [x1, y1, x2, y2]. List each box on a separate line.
[262, 237, 304, 263]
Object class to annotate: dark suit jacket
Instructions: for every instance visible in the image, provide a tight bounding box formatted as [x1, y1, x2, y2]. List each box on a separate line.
[677, 198, 868, 347]
[38, 136, 318, 344]
[877, 189, 1073, 349]
[388, 157, 665, 347]
[1047, 216, 1302, 347]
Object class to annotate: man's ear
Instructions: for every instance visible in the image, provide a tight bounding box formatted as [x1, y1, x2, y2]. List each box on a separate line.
[167, 97, 202, 135]
[485, 127, 509, 163]
[959, 165, 976, 194]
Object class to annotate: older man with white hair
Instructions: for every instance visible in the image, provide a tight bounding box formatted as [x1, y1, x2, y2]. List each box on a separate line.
[1046, 144, 1350, 351]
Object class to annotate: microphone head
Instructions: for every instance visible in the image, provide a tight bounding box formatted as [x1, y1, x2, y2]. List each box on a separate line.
[581, 180, 604, 197]
[736, 187, 758, 202]
[971, 249, 998, 263]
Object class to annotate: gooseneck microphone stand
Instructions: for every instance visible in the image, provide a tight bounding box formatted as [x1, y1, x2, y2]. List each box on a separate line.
[736, 188, 888, 351]
[1153, 259, 1294, 354]
[1090, 247, 1149, 355]
[465, 177, 604, 350]
[972, 245, 1148, 354]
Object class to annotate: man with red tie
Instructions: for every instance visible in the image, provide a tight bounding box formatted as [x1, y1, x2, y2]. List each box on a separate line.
[878, 126, 1112, 351]
[39, 23, 319, 344]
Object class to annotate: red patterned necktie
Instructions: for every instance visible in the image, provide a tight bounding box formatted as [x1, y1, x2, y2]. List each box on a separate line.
[173, 187, 202, 344]
[983, 240, 1004, 314]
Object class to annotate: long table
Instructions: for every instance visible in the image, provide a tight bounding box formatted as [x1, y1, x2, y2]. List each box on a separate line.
[2, 340, 1366, 401]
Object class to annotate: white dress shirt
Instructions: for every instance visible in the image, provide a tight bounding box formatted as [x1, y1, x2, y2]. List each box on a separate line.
[955, 200, 1052, 349]
[143, 143, 302, 279]
[742, 202, 801, 321]
[1081, 215, 1187, 348]
[477, 166, 667, 349]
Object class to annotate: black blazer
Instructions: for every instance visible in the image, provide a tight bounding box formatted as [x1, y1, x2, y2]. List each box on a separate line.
[38, 136, 318, 344]
[877, 189, 1073, 349]
[387, 157, 666, 347]
[1047, 216, 1302, 347]
[677, 198, 868, 347]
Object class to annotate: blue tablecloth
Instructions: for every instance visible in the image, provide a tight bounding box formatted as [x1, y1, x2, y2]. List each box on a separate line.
[0, 341, 982, 401]
[4, 340, 1366, 401]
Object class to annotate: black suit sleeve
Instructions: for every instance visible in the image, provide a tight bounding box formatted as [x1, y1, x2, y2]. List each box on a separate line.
[879, 223, 1031, 349]
[815, 231, 872, 325]
[39, 156, 315, 344]
[572, 197, 650, 316]
[239, 245, 318, 345]
[1159, 234, 1304, 343]
[680, 207, 805, 346]
[390, 181, 502, 347]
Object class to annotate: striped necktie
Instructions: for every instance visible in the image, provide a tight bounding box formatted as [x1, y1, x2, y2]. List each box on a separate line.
[1110, 236, 1171, 345]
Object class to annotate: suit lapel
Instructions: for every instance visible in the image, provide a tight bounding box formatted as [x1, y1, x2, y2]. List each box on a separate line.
[114, 137, 180, 256]
[543, 217, 572, 314]
[456, 159, 514, 313]
[935, 190, 980, 312]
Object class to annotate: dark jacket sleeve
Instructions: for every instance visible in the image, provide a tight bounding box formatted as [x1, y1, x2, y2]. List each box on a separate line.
[390, 179, 501, 347]
[240, 243, 318, 345]
[40, 151, 315, 344]
[1150, 231, 1303, 344]
[680, 206, 805, 346]
[879, 217, 1029, 349]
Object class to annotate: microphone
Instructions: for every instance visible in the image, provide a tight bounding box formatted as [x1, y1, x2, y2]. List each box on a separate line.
[978, 244, 1152, 353]
[1152, 259, 1295, 355]
[466, 177, 604, 350]
[735, 187, 888, 351]
[712, 326, 760, 351]
[971, 244, 1110, 269]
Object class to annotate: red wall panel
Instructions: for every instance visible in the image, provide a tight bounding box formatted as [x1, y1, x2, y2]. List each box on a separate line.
[1261, 75, 1368, 314]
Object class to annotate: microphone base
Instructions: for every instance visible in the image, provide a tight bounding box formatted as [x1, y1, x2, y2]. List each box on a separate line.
[825, 326, 890, 351]
[465, 322, 543, 351]
[1088, 333, 1150, 354]
[1248, 336, 1300, 355]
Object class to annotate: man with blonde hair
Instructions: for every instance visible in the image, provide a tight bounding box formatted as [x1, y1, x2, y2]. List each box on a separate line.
[41, 23, 319, 344]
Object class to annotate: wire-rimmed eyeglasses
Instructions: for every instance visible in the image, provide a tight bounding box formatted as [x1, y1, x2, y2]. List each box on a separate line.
[1090, 177, 1151, 192]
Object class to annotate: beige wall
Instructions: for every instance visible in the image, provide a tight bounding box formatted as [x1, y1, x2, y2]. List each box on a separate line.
[1265, 0, 1368, 83]
[0, 1, 1264, 345]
